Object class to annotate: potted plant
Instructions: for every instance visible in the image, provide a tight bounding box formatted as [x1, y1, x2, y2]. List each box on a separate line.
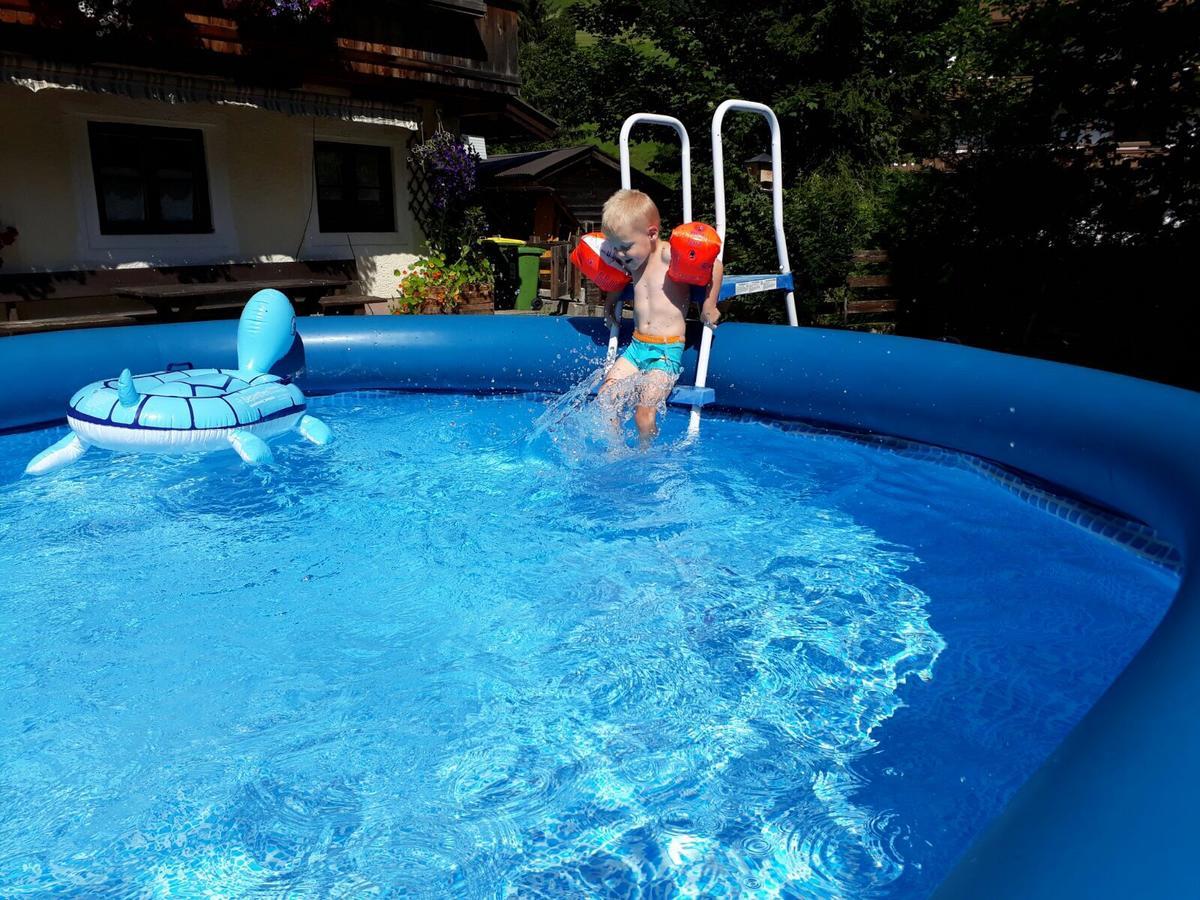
[394, 251, 494, 315]
[29, 0, 191, 34]
[451, 253, 495, 313]
[446, 206, 495, 313]
[394, 253, 455, 315]
[397, 131, 494, 313]
[221, 0, 336, 72]
[222, 1, 334, 31]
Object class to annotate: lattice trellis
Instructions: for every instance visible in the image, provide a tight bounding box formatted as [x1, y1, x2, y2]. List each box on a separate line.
[406, 136, 439, 242]
[406, 132, 486, 257]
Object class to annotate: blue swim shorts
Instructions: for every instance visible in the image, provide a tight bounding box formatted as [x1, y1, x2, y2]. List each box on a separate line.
[620, 332, 684, 377]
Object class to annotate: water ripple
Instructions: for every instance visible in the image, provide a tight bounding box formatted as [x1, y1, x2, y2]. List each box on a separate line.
[0, 392, 1174, 898]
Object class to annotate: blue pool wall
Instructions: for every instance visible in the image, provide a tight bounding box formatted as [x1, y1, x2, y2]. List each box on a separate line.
[3, 314, 1199, 898]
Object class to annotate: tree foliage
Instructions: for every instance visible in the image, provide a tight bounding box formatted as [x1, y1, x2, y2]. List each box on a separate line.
[516, 0, 1200, 385]
[512, 0, 991, 309]
[886, 0, 1200, 384]
[521, 0, 990, 170]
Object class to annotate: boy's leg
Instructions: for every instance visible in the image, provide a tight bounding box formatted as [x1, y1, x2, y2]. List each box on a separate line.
[634, 370, 677, 445]
[600, 355, 638, 391]
[599, 356, 639, 434]
[634, 404, 658, 444]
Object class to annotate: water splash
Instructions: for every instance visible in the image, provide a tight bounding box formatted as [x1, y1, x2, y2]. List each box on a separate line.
[526, 365, 605, 447]
[526, 366, 685, 465]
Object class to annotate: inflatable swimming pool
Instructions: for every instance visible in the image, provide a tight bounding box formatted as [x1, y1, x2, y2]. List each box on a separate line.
[2, 314, 1198, 897]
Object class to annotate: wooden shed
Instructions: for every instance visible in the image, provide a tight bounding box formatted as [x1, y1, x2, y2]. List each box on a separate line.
[478, 146, 674, 242]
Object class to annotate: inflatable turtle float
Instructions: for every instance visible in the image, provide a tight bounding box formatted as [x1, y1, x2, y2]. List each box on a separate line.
[25, 289, 331, 475]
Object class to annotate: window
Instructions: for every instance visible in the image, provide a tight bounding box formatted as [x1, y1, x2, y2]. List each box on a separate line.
[314, 142, 395, 233]
[87, 122, 212, 235]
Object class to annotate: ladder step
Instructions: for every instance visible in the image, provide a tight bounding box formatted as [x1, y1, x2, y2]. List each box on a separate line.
[718, 272, 793, 300]
[617, 272, 794, 304]
[669, 385, 715, 407]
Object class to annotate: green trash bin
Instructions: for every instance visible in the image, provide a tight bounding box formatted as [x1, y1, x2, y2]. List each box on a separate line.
[482, 237, 525, 310]
[516, 244, 545, 311]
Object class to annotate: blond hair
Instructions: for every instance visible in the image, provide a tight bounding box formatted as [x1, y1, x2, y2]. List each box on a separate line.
[601, 189, 660, 236]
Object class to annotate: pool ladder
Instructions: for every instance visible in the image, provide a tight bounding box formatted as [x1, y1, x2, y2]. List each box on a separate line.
[612, 100, 798, 435]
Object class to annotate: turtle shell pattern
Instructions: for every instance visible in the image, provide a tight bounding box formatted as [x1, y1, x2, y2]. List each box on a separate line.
[67, 368, 305, 432]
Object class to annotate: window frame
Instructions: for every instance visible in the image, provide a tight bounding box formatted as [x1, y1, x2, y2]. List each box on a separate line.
[86, 121, 214, 236]
[313, 140, 397, 235]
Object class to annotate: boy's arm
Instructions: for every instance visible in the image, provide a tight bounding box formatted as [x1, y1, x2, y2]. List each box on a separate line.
[701, 258, 724, 327]
[603, 290, 619, 330]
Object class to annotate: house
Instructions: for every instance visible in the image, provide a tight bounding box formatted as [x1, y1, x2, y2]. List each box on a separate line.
[478, 145, 673, 242]
[0, 0, 554, 332]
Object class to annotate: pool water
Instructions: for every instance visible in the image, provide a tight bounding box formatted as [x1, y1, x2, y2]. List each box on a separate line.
[0, 392, 1177, 897]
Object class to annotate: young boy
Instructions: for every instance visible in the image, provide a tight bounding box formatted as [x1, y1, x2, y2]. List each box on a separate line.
[598, 189, 723, 444]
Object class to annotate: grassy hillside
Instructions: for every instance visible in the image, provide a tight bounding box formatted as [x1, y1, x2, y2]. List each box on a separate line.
[515, 0, 678, 182]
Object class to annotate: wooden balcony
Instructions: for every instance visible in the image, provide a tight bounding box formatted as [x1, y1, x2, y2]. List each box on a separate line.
[182, 1, 522, 95]
[0, 0, 549, 135]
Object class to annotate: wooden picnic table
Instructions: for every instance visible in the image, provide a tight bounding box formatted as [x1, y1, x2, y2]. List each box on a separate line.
[115, 277, 351, 318]
[114, 280, 350, 319]
[0, 260, 365, 336]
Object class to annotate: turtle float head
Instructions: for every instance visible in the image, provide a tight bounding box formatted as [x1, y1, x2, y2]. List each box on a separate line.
[237, 289, 296, 375]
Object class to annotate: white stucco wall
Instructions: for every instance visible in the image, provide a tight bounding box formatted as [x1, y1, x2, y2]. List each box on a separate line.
[0, 82, 420, 297]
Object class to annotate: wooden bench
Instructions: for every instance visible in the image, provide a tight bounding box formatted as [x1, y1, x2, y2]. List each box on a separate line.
[0, 260, 364, 336]
[318, 294, 388, 315]
[0, 309, 160, 336]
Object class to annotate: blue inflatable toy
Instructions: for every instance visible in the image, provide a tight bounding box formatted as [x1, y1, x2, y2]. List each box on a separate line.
[25, 290, 331, 475]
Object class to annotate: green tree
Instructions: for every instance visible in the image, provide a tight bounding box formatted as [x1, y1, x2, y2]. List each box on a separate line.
[513, 0, 990, 317]
[567, 0, 991, 170]
[886, 0, 1200, 384]
[514, 1, 1200, 384]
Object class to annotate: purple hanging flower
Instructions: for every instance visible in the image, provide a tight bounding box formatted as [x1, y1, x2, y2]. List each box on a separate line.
[222, 0, 333, 24]
[411, 130, 479, 213]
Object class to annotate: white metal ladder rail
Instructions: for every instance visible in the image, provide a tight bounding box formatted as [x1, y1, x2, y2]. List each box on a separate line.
[678, 99, 798, 435]
[610, 113, 693, 365]
[711, 99, 798, 328]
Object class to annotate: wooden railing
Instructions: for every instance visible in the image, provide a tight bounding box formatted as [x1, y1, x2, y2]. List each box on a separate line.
[535, 240, 584, 311]
[844, 249, 898, 319]
[542, 242, 581, 302]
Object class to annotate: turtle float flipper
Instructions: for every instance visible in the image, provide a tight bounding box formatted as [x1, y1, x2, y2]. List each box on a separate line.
[227, 416, 326, 465]
[228, 430, 274, 466]
[25, 433, 90, 475]
[297, 414, 332, 446]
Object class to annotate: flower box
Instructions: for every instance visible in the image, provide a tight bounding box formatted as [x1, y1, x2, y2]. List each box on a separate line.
[456, 283, 494, 315]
